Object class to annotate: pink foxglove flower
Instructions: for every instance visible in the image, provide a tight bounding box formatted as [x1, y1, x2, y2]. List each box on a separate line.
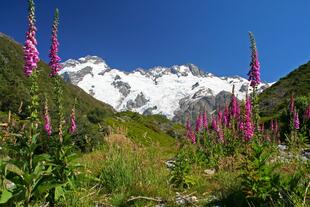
[69, 108, 77, 134]
[217, 111, 223, 125]
[43, 101, 52, 136]
[244, 96, 254, 141]
[270, 119, 274, 131]
[23, 0, 40, 77]
[239, 120, 244, 132]
[195, 113, 203, 132]
[211, 115, 218, 132]
[248, 32, 261, 87]
[188, 128, 196, 144]
[293, 109, 300, 130]
[49, 9, 62, 76]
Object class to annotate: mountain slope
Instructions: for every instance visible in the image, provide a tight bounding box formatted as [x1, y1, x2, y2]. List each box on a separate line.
[259, 61, 310, 117]
[0, 33, 114, 119]
[60, 56, 271, 122]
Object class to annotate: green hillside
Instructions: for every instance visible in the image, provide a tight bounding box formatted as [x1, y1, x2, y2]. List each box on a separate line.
[259, 61, 310, 118]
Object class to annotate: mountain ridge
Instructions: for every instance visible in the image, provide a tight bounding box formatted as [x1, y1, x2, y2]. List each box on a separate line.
[60, 55, 271, 122]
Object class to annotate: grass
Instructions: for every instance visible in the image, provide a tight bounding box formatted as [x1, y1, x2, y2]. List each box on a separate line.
[58, 129, 309, 207]
[74, 133, 176, 206]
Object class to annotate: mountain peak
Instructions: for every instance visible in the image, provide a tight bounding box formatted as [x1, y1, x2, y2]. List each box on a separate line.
[78, 55, 106, 64]
[144, 63, 207, 78]
[61, 55, 107, 69]
[60, 55, 271, 120]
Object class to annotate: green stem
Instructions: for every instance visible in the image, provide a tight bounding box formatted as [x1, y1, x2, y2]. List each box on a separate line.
[54, 77, 64, 143]
[29, 70, 40, 143]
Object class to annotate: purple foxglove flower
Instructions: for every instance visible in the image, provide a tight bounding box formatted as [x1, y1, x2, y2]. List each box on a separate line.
[293, 109, 300, 130]
[270, 119, 274, 131]
[69, 108, 77, 134]
[217, 111, 223, 125]
[195, 113, 203, 132]
[49, 9, 62, 76]
[223, 103, 229, 127]
[43, 100, 52, 136]
[244, 96, 254, 141]
[189, 129, 196, 144]
[239, 120, 244, 131]
[44, 115, 52, 136]
[23, 0, 40, 77]
[211, 115, 218, 132]
[248, 32, 261, 88]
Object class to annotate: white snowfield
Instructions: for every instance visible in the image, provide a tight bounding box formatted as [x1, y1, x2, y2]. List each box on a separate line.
[60, 56, 271, 119]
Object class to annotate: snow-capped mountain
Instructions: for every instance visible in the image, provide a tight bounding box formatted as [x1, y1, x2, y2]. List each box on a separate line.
[60, 55, 271, 122]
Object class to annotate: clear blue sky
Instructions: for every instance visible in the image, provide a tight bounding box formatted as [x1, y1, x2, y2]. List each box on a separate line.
[1, 0, 310, 82]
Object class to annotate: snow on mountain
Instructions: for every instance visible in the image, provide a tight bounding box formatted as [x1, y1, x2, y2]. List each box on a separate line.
[60, 55, 271, 121]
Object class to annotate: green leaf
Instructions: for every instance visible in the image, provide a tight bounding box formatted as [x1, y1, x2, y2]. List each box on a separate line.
[0, 189, 13, 204]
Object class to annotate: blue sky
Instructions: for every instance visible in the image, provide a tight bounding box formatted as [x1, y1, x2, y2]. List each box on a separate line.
[1, 0, 310, 82]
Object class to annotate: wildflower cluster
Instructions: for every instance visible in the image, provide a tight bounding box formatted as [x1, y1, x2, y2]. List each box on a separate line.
[0, 1, 80, 206]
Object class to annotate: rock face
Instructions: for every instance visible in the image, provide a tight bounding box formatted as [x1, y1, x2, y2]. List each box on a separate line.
[60, 55, 272, 123]
[112, 80, 131, 97]
[126, 93, 149, 109]
[172, 91, 232, 123]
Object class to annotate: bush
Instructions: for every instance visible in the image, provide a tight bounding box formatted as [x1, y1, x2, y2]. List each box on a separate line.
[87, 108, 107, 124]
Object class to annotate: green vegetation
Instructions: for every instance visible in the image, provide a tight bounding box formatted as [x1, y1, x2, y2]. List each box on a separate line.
[259, 61, 310, 118]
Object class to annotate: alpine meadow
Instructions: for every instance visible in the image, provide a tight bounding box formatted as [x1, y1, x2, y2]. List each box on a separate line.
[0, 1, 309, 207]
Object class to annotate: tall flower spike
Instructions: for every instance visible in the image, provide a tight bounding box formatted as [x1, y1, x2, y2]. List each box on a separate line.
[195, 113, 203, 132]
[270, 119, 274, 131]
[69, 107, 77, 134]
[49, 9, 62, 76]
[211, 115, 218, 132]
[43, 99, 52, 136]
[23, 0, 39, 77]
[248, 32, 261, 87]
[244, 96, 254, 141]
[293, 109, 300, 130]
[217, 110, 223, 125]
[190, 130, 196, 144]
[186, 117, 196, 144]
